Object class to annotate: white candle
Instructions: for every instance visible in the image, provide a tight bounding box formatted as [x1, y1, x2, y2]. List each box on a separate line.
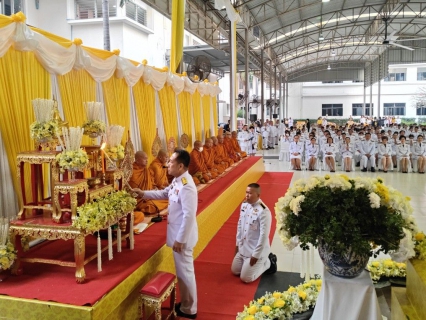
[97, 233, 102, 272]
[108, 225, 113, 260]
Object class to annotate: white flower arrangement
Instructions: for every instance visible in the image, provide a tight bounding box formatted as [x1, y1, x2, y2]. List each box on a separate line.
[82, 102, 106, 136]
[105, 144, 125, 161]
[275, 174, 419, 260]
[367, 259, 406, 283]
[72, 190, 136, 233]
[0, 242, 17, 270]
[30, 98, 59, 141]
[104, 125, 125, 160]
[236, 279, 321, 320]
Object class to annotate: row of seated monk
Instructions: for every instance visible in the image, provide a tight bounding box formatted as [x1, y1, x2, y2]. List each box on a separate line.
[128, 132, 248, 225]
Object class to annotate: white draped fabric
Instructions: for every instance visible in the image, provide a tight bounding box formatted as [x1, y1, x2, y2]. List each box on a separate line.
[129, 87, 142, 151]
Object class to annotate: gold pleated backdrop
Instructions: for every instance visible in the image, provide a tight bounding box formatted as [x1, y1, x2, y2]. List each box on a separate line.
[0, 48, 51, 201]
[213, 96, 218, 135]
[57, 69, 96, 145]
[202, 95, 211, 139]
[177, 92, 193, 150]
[158, 86, 179, 146]
[102, 77, 131, 144]
[192, 92, 202, 141]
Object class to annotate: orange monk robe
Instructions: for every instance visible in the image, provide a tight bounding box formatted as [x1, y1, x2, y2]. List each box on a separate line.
[231, 137, 247, 158]
[129, 163, 168, 223]
[223, 137, 240, 162]
[188, 150, 211, 183]
[202, 145, 225, 174]
[149, 158, 169, 189]
[214, 143, 234, 167]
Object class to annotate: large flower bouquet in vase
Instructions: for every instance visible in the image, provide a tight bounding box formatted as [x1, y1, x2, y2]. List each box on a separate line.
[0, 218, 17, 273]
[30, 98, 59, 145]
[275, 174, 418, 278]
[56, 127, 89, 179]
[102, 125, 125, 170]
[82, 102, 106, 142]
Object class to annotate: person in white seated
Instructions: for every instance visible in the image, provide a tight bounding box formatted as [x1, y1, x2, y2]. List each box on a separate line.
[306, 137, 319, 171]
[360, 132, 376, 172]
[323, 136, 336, 172]
[397, 136, 411, 173]
[340, 136, 354, 172]
[238, 125, 250, 154]
[248, 125, 258, 156]
[378, 136, 392, 173]
[289, 134, 304, 170]
[412, 135, 426, 174]
[390, 132, 400, 169]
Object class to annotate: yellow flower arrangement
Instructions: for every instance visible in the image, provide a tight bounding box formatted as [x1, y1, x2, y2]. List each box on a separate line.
[82, 120, 106, 136]
[237, 279, 321, 320]
[56, 149, 89, 172]
[367, 259, 407, 282]
[30, 120, 59, 141]
[0, 241, 17, 270]
[72, 190, 136, 233]
[105, 144, 125, 161]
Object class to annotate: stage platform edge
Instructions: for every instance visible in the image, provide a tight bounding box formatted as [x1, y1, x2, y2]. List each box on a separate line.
[0, 157, 265, 320]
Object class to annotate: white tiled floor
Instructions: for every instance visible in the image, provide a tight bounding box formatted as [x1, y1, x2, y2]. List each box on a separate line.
[258, 148, 426, 275]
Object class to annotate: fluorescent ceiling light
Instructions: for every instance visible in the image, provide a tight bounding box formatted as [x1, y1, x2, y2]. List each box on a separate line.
[327, 65, 331, 70]
[322, 0, 330, 2]
[331, 50, 336, 56]
[319, 34, 324, 41]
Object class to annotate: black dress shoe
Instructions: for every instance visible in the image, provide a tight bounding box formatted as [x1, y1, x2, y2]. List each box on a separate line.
[356, 162, 360, 167]
[175, 303, 197, 319]
[361, 168, 367, 172]
[264, 253, 277, 275]
[370, 167, 375, 172]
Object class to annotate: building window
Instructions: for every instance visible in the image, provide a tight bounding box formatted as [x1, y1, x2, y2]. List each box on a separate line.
[384, 103, 405, 116]
[125, 1, 147, 26]
[417, 68, 426, 81]
[322, 104, 343, 116]
[1, 0, 22, 15]
[352, 103, 373, 116]
[384, 69, 407, 81]
[75, 0, 117, 19]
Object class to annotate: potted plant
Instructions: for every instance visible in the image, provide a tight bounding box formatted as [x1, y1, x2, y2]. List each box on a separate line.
[275, 174, 418, 278]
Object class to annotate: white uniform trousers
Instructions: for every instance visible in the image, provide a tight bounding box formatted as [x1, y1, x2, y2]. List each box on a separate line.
[361, 154, 376, 169]
[262, 135, 269, 149]
[231, 252, 270, 283]
[173, 248, 197, 315]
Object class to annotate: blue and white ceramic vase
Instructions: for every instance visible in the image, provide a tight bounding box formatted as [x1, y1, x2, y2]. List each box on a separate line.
[317, 239, 369, 278]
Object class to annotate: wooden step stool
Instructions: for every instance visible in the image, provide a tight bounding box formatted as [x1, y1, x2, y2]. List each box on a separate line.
[139, 271, 177, 320]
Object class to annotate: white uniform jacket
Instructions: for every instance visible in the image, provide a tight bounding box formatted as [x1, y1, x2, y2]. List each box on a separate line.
[289, 141, 304, 158]
[360, 140, 376, 155]
[323, 143, 336, 157]
[378, 144, 392, 157]
[236, 200, 271, 260]
[397, 144, 410, 158]
[144, 170, 198, 249]
[306, 143, 319, 158]
[340, 142, 354, 157]
[413, 142, 426, 157]
[238, 130, 250, 148]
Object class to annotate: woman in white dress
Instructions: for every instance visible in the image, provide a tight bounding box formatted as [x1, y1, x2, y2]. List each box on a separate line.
[378, 136, 392, 173]
[306, 137, 319, 171]
[323, 136, 336, 172]
[412, 135, 426, 174]
[289, 135, 304, 170]
[340, 136, 354, 172]
[390, 132, 400, 169]
[397, 136, 410, 173]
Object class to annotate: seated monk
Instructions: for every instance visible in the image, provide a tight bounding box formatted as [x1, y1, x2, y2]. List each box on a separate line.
[129, 151, 168, 224]
[149, 149, 170, 190]
[224, 132, 241, 162]
[215, 135, 234, 167]
[231, 131, 247, 158]
[188, 140, 213, 184]
[202, 138, 224, 176]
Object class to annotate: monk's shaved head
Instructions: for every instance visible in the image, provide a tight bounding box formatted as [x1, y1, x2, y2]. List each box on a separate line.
[205, 138, 213, 148]
[135, 151, 148, 166]
[194, 140, 202, 149]
[157, 149, 167, 158]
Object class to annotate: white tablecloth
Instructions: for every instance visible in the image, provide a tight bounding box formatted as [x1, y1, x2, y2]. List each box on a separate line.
[311, 270, 382, 320]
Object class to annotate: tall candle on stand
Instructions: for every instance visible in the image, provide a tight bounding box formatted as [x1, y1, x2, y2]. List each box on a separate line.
[101, 149, 105, 173]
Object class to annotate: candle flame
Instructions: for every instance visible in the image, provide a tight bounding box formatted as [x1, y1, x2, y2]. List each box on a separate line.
[101, 142, 106, 150]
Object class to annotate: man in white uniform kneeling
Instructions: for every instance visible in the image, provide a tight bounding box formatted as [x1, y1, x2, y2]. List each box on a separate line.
[231, 183, 277, 283]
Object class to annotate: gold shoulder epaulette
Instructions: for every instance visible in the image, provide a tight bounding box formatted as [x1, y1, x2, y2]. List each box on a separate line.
[260, 202, 266, 209]
[182, 177, 188, 185]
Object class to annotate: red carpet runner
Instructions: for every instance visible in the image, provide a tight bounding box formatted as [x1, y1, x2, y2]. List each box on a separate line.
[194, 172, 293, 320]
[0, 157, 260, 306]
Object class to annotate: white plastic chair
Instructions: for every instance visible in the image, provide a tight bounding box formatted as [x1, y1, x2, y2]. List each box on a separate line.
[341, 157, 355, 172]
[279, 141, 290, 162]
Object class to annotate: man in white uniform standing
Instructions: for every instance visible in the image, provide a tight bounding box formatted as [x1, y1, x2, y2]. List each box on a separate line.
[231, 183, 277, 283]
[132, 149, 198, 319]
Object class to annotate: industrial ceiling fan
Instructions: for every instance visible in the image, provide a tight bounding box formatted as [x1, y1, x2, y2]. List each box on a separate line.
[382, 17, 426, 51]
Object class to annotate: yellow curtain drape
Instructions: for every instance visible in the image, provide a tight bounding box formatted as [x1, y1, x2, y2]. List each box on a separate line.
[57, 69, 96, 145]
[29, 27, 73, 48]
[0, 14, 14, 28]
[133, 80, 157, 163]
[202, 95, 211, 139]
[158, 85, 178, 148]
[102, 76, 130, 144]
[170, 0, 185, 72]
[213, 96, 218, 136]
[177, 92, 192, 150]
[192, 91, 202, 141]
[0, 48, 51, 201]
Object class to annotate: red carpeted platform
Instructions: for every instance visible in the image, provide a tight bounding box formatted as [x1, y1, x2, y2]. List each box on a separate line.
[0, 157, 261, 307]
[195, 172, 293, 319]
